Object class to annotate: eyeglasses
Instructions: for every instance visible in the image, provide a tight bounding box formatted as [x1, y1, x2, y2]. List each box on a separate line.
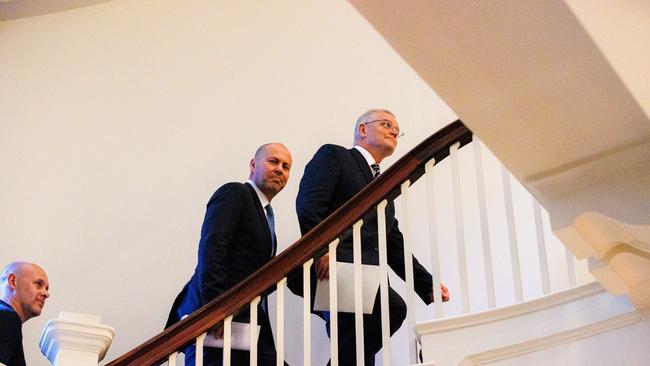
[363, 119, 404, 138]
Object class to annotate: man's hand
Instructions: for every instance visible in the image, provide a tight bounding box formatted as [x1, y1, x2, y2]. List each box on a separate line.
[209, 324, 224, 339]
[429, 283, 450, 303]
[315, 253, 330, 281]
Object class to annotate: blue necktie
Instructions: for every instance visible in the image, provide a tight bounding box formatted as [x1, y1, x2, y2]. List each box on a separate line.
[261, 204, 276, 315]
[265, 204, 275, 256]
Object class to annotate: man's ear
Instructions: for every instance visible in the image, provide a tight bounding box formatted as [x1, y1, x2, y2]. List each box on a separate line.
[7, 273, 17, 289]
[249, 158, 256, 176]
[358, 123, 367, 138]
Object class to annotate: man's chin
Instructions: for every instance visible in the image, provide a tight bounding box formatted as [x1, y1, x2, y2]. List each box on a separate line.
[268, 180, 284, 189]
[27, 310, 42, 319]
[262, 184, 282, 197]
[383, 145, 396, 157]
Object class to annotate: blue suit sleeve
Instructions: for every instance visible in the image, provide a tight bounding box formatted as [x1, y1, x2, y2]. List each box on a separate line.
[196, 183, 245, 305]
[296, 145, 341, 235]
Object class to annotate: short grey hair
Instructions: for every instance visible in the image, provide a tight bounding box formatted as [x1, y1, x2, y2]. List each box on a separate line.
[353, 109, 395, 143]
[0, 262, 31, 284]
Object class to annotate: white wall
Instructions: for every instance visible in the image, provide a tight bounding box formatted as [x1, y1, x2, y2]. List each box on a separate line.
[0, 1, 588, 365]
[0, 1, 458, 365]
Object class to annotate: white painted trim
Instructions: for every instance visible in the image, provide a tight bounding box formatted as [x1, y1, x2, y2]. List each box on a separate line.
[473, 139, 496, 308]
[558, 211, 650, 309]
[460, 310, 644, 365]
[416, 281, 603, 335]
[377, 200, 391, 366]
[450, 143, 470, 313]
[401, 180, 418, 364]
[425, 159, 444, 318]
[302, 260, 313, 366]
[574, 212, 650, 257]
[352, 220, 365, 366]
[39, 311, 115, 364]
[168, 352, 179, 366]
[642, 310, 650, 321]
[501, 166, 523, 302]
[276, 278, 287, 366]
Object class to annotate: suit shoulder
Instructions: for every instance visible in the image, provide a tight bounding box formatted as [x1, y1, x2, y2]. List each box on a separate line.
[0, 305, 21, 326]
[217, 182, 248, 193]
[208, 182, 250, 203]
[318, 144, 346, 153]
[312, 144, 348, 160]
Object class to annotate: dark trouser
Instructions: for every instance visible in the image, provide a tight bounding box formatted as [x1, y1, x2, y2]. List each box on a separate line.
[183, 310, 288, 366]
[183, 344, 282, 366]
[324, 286, 407, 366]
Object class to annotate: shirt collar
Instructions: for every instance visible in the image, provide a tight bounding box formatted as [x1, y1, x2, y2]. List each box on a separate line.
[247, 179, 270, 207]
[353, 145, 377, 169]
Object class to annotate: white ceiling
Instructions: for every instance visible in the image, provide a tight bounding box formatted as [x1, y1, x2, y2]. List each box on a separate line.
[0, 0, 110, 21]
[349, 0, 650, 228]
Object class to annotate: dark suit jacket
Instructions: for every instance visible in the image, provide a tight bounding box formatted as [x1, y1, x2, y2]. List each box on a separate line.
[292, 144, 433, 303]
[166, 182, 275, 328]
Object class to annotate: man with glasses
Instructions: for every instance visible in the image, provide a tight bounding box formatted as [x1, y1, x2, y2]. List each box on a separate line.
[291, 109, 449, 365]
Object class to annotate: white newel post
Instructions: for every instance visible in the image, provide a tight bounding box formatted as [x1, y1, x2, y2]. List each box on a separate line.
[39, 311, 115, 366]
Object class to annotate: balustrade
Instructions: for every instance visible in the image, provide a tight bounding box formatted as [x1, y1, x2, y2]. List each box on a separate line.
[106, 121, 579, 366]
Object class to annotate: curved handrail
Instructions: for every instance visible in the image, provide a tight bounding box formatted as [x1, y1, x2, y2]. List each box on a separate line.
[106, 119, 472, 366]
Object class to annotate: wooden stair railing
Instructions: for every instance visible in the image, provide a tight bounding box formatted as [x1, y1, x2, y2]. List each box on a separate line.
[106, 120, 472, 366]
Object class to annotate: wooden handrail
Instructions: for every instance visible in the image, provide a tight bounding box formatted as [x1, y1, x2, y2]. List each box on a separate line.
[107, 120, 472, 366]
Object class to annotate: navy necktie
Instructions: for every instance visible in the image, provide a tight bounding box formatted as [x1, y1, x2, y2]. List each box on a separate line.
[261, 204, 276, 315]
[265, 204, 275, 256]
[371, 163, 381, 178]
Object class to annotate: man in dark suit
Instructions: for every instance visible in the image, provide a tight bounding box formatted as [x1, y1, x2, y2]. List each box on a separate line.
[1, 261, 50, 366]
[295, 109, 449, 365]
[167, 143, 292, 366]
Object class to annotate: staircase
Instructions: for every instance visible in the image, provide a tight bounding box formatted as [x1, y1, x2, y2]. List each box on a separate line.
[417, 282, 649, 365]
[89, 116, 647, 366]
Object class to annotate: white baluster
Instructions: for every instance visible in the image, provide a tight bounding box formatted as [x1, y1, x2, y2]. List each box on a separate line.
[501, 166, 523, 302]
[533, 199, 551, 294]
[566, 247, 577, 286]
[250, 296, 261, 366]
[223, 315, 233, 366]
[376, 200, 391, 366]
[303, 259, 314, 366]
[425, 159, 444, 318]
[329, 239, 340, 366]
[400, 180, 418, 364]
[352, 220, 365, 366]
[168, 352, 178, 366]
[450, 143, 470, 313]
[195, 332, 206, 366]
[276, 277, 287, 366]
[473, 139, 496, 308]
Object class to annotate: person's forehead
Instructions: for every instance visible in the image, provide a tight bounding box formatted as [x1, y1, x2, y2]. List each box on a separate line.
[24, 265, 48, 281]
[374, 111, 397, 123]
[263, 145, 291, 161]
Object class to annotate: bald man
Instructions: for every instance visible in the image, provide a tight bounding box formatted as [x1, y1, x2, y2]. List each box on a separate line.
[167, 143, 292, 366]
[0, 261, 50, 366]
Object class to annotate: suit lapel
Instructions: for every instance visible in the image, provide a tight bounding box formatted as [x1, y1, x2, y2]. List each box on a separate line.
[350, 148, 374, 184]
[245, 182, 273, 259]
